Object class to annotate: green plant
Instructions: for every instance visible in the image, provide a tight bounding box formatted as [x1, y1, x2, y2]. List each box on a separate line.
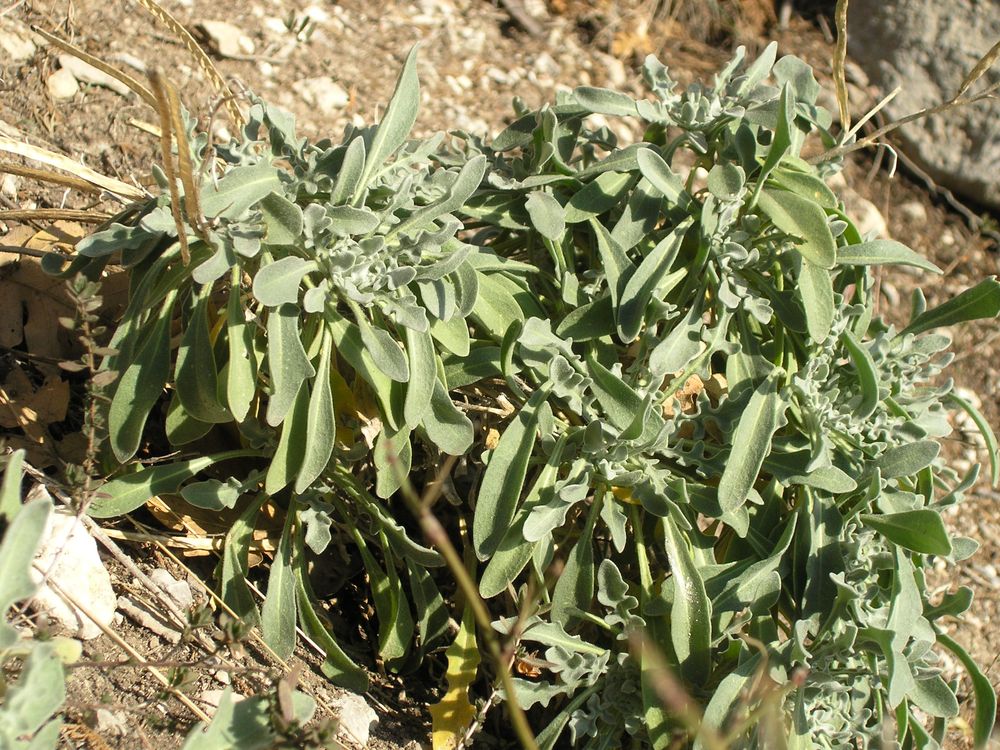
[59, 42, 1000, 748]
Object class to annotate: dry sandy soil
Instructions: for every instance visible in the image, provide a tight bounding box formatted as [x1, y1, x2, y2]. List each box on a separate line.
[1, 0, 998, 747]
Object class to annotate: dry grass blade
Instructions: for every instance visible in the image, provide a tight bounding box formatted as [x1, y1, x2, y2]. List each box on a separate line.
[148, 68, 191, 265]
[0, 162, 102, 195]
[128, 0, 244, 129]
[30, 25, 157, 109]
[0, 136, 145, 200]
[954, 37, 1000, 101]
[832, 0, 850, 131]
[163, 74, 207, 240]
[0, 209, 112, 223]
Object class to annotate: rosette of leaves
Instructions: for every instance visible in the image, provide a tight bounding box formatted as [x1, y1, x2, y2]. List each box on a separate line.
[459, 45, 1000, 748]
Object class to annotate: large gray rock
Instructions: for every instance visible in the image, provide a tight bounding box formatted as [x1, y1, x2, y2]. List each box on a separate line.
[848, 0, 1000, 208]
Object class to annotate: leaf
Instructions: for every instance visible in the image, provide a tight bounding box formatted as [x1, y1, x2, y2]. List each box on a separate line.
[525, 190, 566, 242]
[799, 261, 834, 342]
[429, 313, 470, 356]
[617, 225, 685, 342]
[181, 479, 241, 510]
[909, 675, 960, 719]
[717, 371, 784, 525]
[770, 165, 837, 208]
[90, 450, 260, 518]
[573, 86, 638, 116]
[421, 379, 474, 455]
[261, 504, 297, 660]
[0, 449, 24, 523]
[636, 147, 692, 209]
[563, 171, 632, 223]
[695, 653, 761, 750]
[226, 278, 257, 422]
[550, 497, 597, 626]
[265, 382, 310, 495]
[590, 219, 634, 312]
[758, 187, 836, 268]
[841, 330, 879, 418]
[0, 498, 50, 649]
[252, 257, 316, 307]
[555, 294, 615, 340]
[265, 303, 316, 427]
[258, 192, 303, 246]
[0, 644, 65, 739]
[331, 136, 366, 205]
[392, 156, 487, 237]
[175, 287, 231, 424]
[108, 291, 176, 462]
[429, 605, 480, 750]
[754, 85, 792, 190]
[837, 239, 941, 274]
[662, 514, 712, 684]
[903, 278, 1000, 335]
[876, 441, 940, 479]
[358, 317, 409, 383]
[295, 328, 335, 493]
[293, 535, 369, 692]
[473, 387, 547, 560]
[948, 391, 999, 486]
[470, 271, 525, 342]
[220, 495, 265, 626]
[201, 163, 282, 220]
[859, 510, 952, 556]
[353, 45, 420, 201]
[937, 632, 997, 748]
[403, 326, 436, 428]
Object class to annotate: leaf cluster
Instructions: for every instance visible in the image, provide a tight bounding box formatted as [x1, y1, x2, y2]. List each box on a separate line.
[57, 44, 1000, 748]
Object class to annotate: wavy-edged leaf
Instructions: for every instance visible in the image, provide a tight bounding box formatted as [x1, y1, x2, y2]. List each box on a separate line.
[429, 605, 480, 750]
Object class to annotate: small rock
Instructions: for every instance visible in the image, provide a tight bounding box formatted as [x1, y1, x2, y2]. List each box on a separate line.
[1, 174, 18, 201]
[533, 51, 560, 78]
[32, 506, 116, 640]
[46, 68, 79, 101]
[94, 708, 127, 737]
[332, 693, 378, 748]
[898, 200, 928, 224]
[292, 77, 349, 115]
[0, 20, 38, 63]
[197, 20, 255, 58]
[149, 568, 194, 610]
[598, 52, 627, 89]
[57, 55, 133, 97]
[841, 188, 888, 239]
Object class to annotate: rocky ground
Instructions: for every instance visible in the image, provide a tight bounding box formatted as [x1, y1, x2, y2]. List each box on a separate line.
[1, 0, 998, 747]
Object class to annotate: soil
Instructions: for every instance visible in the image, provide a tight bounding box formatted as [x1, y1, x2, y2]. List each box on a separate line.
[1, 0, 998, 748]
